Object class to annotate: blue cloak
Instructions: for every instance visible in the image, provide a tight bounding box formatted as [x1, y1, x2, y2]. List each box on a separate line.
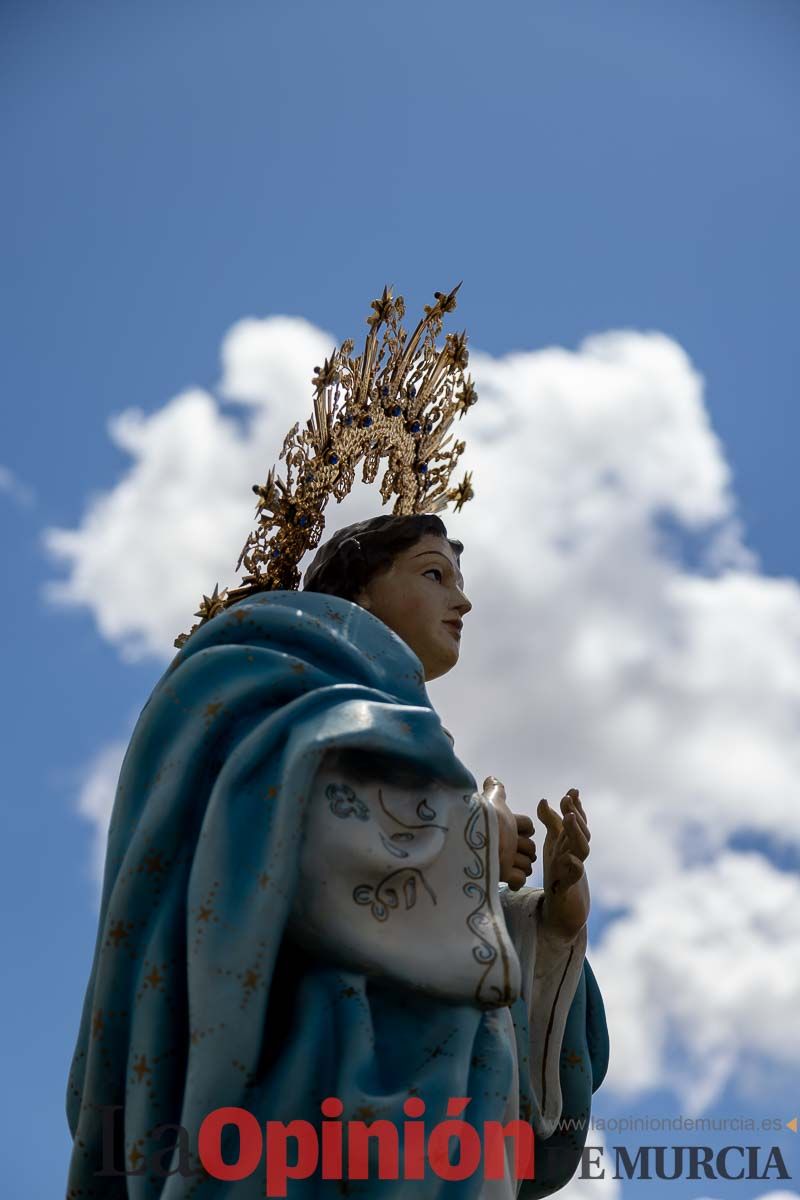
[66, 591, 608, 1198]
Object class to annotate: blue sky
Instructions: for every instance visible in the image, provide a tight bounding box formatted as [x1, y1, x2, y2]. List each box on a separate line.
[2, 2, 799, 1197]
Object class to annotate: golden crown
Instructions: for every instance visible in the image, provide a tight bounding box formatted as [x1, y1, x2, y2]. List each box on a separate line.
[174, 282, 478, 648]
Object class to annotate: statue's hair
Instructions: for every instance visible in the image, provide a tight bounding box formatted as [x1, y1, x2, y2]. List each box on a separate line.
[302, 513, 463, 603]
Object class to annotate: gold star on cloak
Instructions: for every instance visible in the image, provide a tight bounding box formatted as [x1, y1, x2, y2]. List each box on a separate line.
[144, 851, 165, 875]
[242, 969, 260, 992]
[108, 920, 129, 947]
[144, 966, 164, 990]
[132, 1054, 151, 1082]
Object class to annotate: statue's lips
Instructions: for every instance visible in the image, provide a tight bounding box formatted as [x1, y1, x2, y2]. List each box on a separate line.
[442, 620, 462, 640]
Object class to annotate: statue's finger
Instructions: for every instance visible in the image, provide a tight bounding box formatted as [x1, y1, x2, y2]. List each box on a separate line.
[565, 814, 590, 860]
[571, 791, 588, 823]
[507, 867, 528, 891]
[567, 804, 591, 842]
[537, 797, 563, 835]
[513, 853, 534, 875]
[515, 813, 534, 837]
[560, 793, 576, 816]
[564, 787, 586, 815]
[483, 777, 507, 806]
[515, 836, 537, 861]
[561, 793, 590, 841]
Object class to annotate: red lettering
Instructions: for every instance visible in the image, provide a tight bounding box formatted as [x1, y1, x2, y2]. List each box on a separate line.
[265, 1120, 319, 1198]
[198, 1106, 262, 1181]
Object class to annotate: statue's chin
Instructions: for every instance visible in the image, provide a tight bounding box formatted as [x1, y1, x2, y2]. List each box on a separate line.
[422, 643, 459, 682]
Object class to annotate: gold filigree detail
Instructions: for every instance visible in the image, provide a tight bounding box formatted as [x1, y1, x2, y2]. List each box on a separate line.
[175, 283, 478, 648]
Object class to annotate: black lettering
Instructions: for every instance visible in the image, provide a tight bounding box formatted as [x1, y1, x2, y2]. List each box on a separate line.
[716, 1146, 745, 1180]
[653, 1146, 683, 1180]
[687, 1145, 715, 1180]
[759, 1146, 790, 1180]
[148, 1123, 196, 1178]
[96, 1105, 145, 1178]
[580, 1146, 605, 1179]
[613, 1146, 651, 1180]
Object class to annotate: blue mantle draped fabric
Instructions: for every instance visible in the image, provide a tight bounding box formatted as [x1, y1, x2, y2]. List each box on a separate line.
[66, 591, 608, 1199]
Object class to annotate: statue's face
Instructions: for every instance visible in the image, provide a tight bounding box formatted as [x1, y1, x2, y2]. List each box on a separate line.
[355, 533, 472, 681]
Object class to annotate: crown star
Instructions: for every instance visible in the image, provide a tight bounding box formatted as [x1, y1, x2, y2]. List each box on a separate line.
[193, 583, 227, 623]
[448, 471, 474, 513]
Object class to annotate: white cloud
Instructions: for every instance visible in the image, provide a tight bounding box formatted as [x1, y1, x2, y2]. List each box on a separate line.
[218, 313, 338, 411]
[589, 851, 800, 1111]
[430, 337, 799, 891]
[45, 305, 800, 1113]
[0, 464, 35, 507]
[695, 1194, 800, 1200]
[42, 388, 268, 662]
[76, 738, 128, 892]
[41, 316, 343, 662]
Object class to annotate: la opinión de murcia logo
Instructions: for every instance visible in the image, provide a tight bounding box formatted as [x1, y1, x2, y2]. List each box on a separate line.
[96, 1098, 793, 1194]
[96, 1097, 536, 1195]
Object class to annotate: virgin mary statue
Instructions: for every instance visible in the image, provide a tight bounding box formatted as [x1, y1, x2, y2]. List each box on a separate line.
[66, 287, 608, 1199]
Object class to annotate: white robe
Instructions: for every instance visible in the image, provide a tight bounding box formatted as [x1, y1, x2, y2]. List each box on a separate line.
[288, 751, 587, 1197]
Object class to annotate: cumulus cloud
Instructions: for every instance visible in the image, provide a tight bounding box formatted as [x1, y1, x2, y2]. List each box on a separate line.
[696, 1195, 800, 1200]
[42, 390, 262, 661]
[430, 338, 799, 890]
[218, 313, 338, 411]
[44, 306, 799, 1111]
[0, 464, 35, 507]
[589, 851, 800, 1111]
[41, 317, 363, 661]
[76, 738, 128, 892]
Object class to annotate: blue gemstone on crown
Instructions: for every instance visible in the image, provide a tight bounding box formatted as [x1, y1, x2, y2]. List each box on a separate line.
[410, 421, 421, 433]
[392, 405, 402, 416]
[362, 417, 373, 427]
[408, 385, 416, 398]
[381, 386, 389, 397]
[418, 463, 428, 473]
[328, 453, 339, 464]
[298, 516, 308, 527]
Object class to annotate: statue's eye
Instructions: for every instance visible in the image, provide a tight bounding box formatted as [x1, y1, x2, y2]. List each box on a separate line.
[423, 567, 443, 583]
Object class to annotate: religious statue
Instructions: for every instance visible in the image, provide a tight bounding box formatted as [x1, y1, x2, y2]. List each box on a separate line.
[66, 284, 609, 1198]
